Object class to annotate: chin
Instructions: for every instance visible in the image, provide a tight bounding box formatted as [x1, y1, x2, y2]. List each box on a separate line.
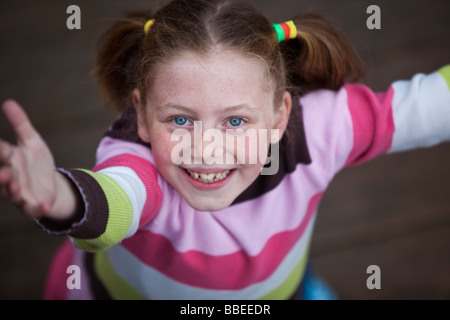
[185, 196, 233, 212]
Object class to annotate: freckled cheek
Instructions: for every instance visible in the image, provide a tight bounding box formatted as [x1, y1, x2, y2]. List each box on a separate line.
[224, 130, 271, 165]
[149, 131, 179, 166]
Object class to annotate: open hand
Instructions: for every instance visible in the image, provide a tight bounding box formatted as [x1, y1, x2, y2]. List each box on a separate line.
[0, 100, 73, 219]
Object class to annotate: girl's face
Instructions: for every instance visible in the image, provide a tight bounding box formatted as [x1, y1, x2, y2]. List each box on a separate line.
[133, 50, 291, 211]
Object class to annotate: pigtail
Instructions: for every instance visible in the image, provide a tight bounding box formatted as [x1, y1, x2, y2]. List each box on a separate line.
[280, 13, 365, 94]
[92, 11, 153, 111]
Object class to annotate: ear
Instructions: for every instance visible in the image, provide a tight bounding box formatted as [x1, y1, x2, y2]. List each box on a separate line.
[271, 91, 292, 143]
[132, 88, 151, 143]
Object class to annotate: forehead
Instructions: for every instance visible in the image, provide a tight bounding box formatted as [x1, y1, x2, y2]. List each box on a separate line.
[146, 50, 273, 110]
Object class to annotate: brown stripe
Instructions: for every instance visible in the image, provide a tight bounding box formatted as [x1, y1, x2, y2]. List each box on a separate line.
[37, 169, 109, 239]
[66, 169, 110, 239]
[37, 169, 85, 234]
[84, 252, 112, 300]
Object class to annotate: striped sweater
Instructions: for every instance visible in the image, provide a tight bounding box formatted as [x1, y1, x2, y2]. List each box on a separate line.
[38, 66, 450, 299]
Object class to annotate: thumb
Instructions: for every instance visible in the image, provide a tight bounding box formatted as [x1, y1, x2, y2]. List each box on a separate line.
[21, 202, 50, 219]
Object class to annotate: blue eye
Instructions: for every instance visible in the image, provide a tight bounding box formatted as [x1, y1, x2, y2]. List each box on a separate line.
[173, 117, 188, 126]
[228, 118, 243, 127]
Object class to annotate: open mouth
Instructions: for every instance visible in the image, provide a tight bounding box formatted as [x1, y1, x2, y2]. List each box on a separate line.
[184, 169, 233, 184]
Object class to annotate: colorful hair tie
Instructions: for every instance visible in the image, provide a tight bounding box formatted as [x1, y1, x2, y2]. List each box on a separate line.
[272, 20, 297, 42]
[144, 19, 155, 35]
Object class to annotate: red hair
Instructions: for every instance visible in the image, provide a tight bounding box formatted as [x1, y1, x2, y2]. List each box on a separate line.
[93, 0, 364, 111]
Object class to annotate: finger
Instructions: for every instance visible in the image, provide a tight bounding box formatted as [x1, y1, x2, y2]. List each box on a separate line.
[0, 167, 13, 184]
[8, 180, 22, 203]
[0, 167, 13, 200]
[2, 168, 24, 205]
[21, 202, 48, 219]
[39, 202, 51, 216]
[0, 138, 14, 164]
[1, 180, 22, 206]
[2, 100, 39, 144]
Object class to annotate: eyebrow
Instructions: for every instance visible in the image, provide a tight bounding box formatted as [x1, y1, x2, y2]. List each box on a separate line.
[223, 104, 260, 112]
[156, 103, 260, 114]
[156, 104, 194, 114]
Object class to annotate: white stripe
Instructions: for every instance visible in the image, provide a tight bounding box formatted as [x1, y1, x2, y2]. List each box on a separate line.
[105, 215, 315, 299]
[97, 166, 147, 238]
[390, 72, 450, 153]
[145, 166, 324, 256]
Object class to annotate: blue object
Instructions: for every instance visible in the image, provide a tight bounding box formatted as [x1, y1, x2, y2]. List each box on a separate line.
[301, 264, 338, 300]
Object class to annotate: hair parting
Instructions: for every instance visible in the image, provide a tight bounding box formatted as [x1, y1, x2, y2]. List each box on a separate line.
[92, 0, 365, 111]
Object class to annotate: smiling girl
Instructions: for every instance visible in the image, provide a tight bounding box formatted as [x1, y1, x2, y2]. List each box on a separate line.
[0, 0, 449, 300]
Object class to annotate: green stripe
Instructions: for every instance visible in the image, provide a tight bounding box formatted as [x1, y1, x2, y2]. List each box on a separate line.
[95, 251, 146, 300]
[438, 65, 450, 91]
[259, 250, 309, 300]
[74, 170, 133, 252]
[94, 249, 307, 300]
[272, 23, 285, 42]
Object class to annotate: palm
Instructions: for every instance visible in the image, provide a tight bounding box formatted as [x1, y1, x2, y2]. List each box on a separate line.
[0, 100, 57, 217]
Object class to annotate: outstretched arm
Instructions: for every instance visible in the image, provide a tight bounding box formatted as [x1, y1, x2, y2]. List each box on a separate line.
[300, 65, 450, 177]
[0, 100, 162, 253]
[0, 100, 79, 220]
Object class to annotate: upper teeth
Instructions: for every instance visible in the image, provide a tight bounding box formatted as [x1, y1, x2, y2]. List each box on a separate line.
[186, 169, 231, 183]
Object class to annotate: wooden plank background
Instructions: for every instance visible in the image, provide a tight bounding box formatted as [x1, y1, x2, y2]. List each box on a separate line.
[0, 0, 449, 299]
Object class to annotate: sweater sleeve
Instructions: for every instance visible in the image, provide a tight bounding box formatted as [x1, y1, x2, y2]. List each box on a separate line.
[301, 65, 450, 177]
[386, 65, 450, 153]
[35, 105, 163, 252]
[36, 136, 163, 253]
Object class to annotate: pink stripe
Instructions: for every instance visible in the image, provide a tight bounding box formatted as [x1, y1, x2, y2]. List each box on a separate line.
[44, 240, 74, 299]
[93, 154, 162, 228]
[121, 192, 322, 290]
[44, 240, 95, 300]
[95, 136, 155, 166]
[142, 160, 328, 256]
[300, 89, 354, 178]
[67, 247, 95, 300]
[344, 84, 396, 166]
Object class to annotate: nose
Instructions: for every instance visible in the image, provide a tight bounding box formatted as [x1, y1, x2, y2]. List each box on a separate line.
[192, 121, 225, 165]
